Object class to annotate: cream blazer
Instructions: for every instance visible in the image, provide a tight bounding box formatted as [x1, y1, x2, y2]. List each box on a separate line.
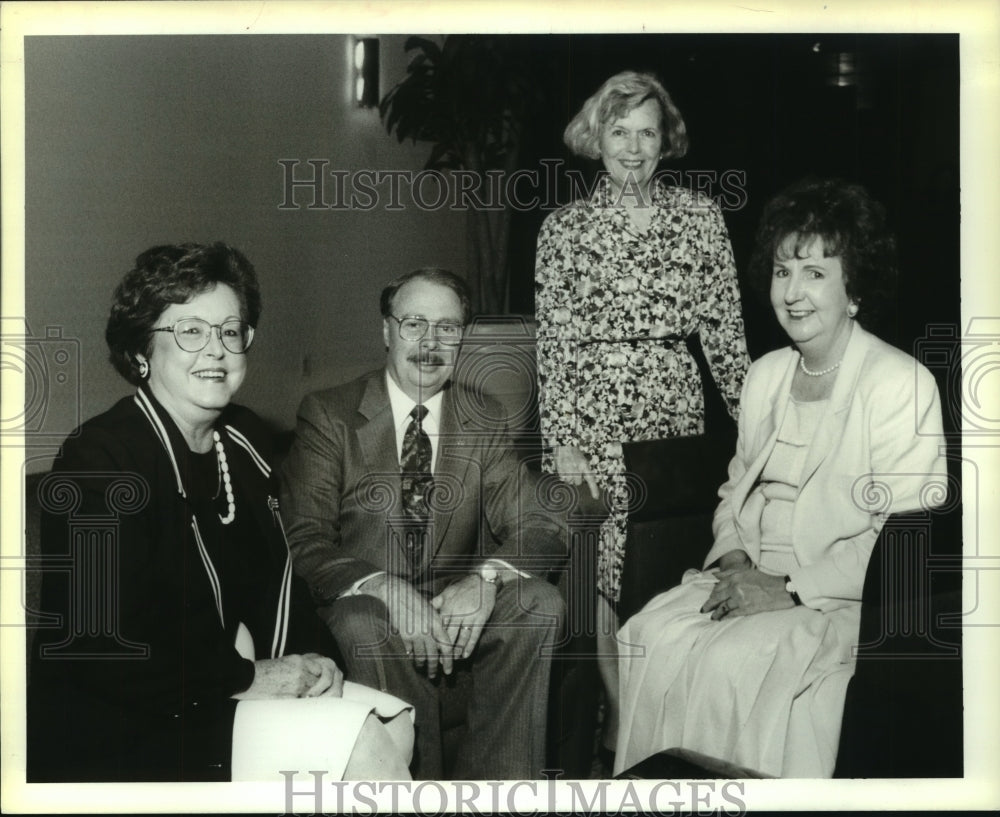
[704, 324, 947, 611]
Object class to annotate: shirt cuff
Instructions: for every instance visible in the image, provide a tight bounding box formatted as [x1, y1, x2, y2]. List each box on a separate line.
[480, 559, 531, 579]
[339, 571, 386, 598]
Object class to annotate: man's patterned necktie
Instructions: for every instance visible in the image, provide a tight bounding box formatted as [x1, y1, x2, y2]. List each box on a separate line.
[400, 404, 433, 565]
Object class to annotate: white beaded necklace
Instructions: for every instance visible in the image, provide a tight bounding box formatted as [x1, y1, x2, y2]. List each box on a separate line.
[213, 430, 236, 524]
[799, 355, 842, 377]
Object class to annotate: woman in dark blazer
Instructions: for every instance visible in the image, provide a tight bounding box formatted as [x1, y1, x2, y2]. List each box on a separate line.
[27, 242, 412, 782]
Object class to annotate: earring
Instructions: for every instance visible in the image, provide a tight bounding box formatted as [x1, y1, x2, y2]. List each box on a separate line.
[847, 303, 859, 318]
[137, 359, 149, 379]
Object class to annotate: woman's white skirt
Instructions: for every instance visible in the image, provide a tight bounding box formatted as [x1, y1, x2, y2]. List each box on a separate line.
[615, 570, 860, 777]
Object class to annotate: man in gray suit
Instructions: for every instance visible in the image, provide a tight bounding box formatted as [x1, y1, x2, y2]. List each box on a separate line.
[280, 268, 567, 779]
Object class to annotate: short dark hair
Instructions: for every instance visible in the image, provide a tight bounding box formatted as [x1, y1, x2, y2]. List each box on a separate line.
[748, 178, 897, 330]
[379, 267, 472, 324]
[563, 70, 689, 161]
[106, 242, 261, 385]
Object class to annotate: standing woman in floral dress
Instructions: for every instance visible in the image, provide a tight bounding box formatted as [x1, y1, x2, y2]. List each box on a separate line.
[534, 70, 750, 761]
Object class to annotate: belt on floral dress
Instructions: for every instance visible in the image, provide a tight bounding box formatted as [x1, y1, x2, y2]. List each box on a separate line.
[577, 333, 685, 365]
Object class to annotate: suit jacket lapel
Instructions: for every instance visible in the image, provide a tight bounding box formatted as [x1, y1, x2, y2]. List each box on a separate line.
[756, 357, 794, 459]
[356, 371, 423, 574]
[356, 372, 402, 502]
[733, 351, 796, 547]
[799, 323, 870, 488]
[430, 384, 473, 556]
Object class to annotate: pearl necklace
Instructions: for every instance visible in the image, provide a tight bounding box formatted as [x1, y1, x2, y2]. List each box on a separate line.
[799, 355, 842, 377]
[213, 430, 236, 524]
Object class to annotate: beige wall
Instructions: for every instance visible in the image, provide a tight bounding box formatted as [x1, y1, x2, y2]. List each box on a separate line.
[24, 34, 466, 472]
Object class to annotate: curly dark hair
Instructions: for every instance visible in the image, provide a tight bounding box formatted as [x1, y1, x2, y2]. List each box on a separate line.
[748, 178, 897, 330]
[106, 242, 262, 385]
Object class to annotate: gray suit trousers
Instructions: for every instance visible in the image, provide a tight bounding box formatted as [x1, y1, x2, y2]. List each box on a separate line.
[321, 577, 565, 779]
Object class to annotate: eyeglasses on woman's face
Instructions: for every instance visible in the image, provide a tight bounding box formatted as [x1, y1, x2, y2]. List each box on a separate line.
[151, 318, 255, 354]
[389, 315, 464, 345]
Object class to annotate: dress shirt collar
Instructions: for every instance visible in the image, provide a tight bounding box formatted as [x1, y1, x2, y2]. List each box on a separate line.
[385, 371, 444, 467]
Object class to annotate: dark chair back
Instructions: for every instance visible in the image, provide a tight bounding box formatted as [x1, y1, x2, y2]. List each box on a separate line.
[617, 430, 734, 624]
[834, 493, 963, 777]
[617, 332, 737, 623]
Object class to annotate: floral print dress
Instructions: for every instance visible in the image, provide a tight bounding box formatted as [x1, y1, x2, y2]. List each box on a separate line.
[535, 177, 750, 603]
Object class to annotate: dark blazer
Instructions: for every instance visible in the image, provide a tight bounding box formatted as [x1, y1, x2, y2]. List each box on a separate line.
[280, 370, 568, 602]
[28, 386, 330, 782]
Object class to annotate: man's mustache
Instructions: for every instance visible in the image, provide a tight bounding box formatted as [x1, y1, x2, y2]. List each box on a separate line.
[408, 351, 453, 366]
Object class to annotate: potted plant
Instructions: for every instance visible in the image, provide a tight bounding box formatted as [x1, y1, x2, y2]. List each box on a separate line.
[380, 35, 540, 315]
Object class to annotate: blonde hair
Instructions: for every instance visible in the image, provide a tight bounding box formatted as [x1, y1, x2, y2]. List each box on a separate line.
[563, 70, 689, 161]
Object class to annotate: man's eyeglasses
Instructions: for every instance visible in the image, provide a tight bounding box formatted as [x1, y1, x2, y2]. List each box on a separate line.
[389, 315, 464, 345]
[151, 318, 255, 354]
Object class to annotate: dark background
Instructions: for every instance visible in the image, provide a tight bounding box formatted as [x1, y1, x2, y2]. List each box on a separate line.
[504, 34, 959, 373]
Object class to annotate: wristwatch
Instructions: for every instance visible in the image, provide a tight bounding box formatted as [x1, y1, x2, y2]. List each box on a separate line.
[478, 565, 502, 588]
[784, 575, 802, 606]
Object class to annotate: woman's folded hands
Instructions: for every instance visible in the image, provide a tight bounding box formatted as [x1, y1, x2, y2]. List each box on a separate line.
[233, 653, 345, 700]
[701, 550, 796, 620]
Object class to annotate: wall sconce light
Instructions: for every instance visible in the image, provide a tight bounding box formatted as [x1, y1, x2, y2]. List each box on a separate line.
[825, 51, 858, 88]
[353, 37, 379, 108]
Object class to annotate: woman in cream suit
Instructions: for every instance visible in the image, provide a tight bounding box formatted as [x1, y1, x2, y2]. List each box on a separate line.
[615, 179, 947, 777]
